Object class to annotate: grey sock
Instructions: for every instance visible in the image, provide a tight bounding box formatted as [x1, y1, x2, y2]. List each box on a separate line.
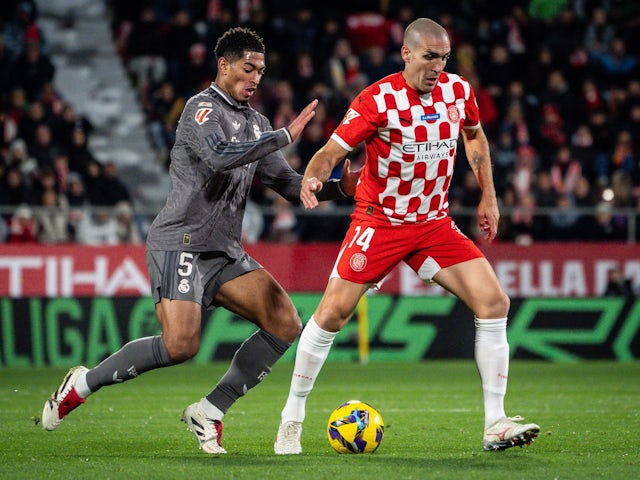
[85, 336, 172, 393]
[206, 330, 290, 413]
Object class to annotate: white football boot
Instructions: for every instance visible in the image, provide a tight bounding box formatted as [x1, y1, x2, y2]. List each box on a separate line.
[274, 421, 303, 455]
[181, 403, 227, 454]
[42, 366, 89, 431]
[483, 415, 540, 451]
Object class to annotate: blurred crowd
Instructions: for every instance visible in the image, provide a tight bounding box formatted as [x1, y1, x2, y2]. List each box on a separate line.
[0, 0, 140, 244]
[1, 0, 640, 245]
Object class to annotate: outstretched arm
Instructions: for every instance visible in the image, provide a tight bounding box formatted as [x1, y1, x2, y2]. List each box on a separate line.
[461, 126, 499, 242]
[314, 159, 360, 202]
[300, 138, 353, 209]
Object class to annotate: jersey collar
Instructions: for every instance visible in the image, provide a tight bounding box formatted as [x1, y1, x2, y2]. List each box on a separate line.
[209, 82, 249, 111]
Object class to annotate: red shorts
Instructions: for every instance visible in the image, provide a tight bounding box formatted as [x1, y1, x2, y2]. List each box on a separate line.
[331, 215, 484, 286]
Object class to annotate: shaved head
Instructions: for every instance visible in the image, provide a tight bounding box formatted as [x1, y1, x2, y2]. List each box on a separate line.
[400, 18, 451, 94]
[404, 18, 448, 47]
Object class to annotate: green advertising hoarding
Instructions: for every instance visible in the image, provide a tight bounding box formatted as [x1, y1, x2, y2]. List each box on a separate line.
[2, 295, 638, 367]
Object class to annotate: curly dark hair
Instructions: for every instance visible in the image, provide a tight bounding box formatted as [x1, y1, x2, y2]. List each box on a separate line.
[214, 27, 265, 62]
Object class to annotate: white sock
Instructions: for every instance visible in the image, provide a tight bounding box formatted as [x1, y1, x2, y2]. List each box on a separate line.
[198, 397, 225, 421]
[74, 372, 91, 399]
[280, 317, 337, 423]
[474, 317, 509, 428]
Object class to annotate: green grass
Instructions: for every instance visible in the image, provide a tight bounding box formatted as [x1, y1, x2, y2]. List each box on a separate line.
[1, 361, 639, 479]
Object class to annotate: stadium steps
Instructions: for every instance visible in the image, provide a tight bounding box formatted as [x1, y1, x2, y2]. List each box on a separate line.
[35, 0, 170, 214]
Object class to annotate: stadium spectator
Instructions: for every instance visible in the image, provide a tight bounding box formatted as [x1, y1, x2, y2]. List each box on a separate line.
[597, 37, 638, 88]
[532, 169, 558, 208]
[550, 145, 582, 196]
[570, 124, 598, 183]
[99, 161, 132, 206]
[17, 99, 50, 144]
[28, 123, 57, 170]
[5, 137, 37, 178]
[241, 199, 264, 244]
[603, 266, 636, 298]
[479, 44, 512, 97]
[583, 201, 628, 241]
[55, 103, 93, 149]
[548, 194, 581, 240]
[1, 0, 41, 59]
[0, 103, 18, 150]
[146, 81, 185, 159]
[507, 190, 544, 245]
[0, 37, 16, 97]
[13, 36, 55, 102]
[7, 203, 37, 243]
[34, 187, 68, 243]
[66, 126, 97, 177]
[608, 129, 636, 179]
[583, 7, 616, 57]
[114, 200, 141, 243]
[267, 195, 298, 243]
[511, 145, 537, 198]
[121, 5, 167, 95]
[163, 8, 200, 91]
[173, 42, 216, 98]
[65, 172, 86, 240]
[75, 207, 119, 244]
[0, 166, 31, 205]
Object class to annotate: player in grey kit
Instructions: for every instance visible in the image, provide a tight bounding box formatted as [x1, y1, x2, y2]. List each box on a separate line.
[41, 27, 359, 454]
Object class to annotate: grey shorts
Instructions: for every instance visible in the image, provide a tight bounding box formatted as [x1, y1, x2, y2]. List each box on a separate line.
[146, 250, 262, 309]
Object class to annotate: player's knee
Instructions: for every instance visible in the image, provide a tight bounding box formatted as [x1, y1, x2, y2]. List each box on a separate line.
[164, 336, 200, 363]
[476, 290, 510, 319]
[268, 303, 302, 343]
[315, 304, 353, 332]
[281, 307, 303, 342]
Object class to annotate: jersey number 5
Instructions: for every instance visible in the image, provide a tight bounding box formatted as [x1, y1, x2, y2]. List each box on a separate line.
[178, 252, 194, 277]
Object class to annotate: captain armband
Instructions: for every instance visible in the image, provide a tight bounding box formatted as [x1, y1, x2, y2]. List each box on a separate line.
[315, 178, 349, 202]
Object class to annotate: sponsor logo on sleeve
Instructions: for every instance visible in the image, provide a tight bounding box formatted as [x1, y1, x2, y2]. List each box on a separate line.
[195, 107, 212, 125]
[342, 108, 361, 125]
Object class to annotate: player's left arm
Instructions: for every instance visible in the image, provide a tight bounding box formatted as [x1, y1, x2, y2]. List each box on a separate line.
[461, 125, 499, 242]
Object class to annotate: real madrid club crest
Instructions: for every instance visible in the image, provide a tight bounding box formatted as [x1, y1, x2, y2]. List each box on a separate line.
[178, 279, 191, 293]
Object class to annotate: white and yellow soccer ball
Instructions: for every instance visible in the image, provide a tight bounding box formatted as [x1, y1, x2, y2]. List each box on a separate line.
[326, 400, 384, 453]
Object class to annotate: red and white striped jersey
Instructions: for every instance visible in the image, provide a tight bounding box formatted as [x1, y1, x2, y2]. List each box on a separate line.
[332, 71, 480, 225]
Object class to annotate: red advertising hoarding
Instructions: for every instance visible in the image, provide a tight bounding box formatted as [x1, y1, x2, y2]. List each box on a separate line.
[0, 243, 638, 298]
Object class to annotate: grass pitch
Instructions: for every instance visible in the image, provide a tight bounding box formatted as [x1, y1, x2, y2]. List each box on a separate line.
[1, 361, 638, 479]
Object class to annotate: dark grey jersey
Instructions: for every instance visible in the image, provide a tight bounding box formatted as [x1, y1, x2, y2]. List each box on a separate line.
[146, 83, 301, 257]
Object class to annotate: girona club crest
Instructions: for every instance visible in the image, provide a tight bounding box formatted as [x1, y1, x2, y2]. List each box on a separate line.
[349, 253, 367, 272]
[447, 105, 460, 123]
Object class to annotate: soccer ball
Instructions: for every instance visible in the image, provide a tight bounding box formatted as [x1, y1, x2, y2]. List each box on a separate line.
[327, 400, 384, 453]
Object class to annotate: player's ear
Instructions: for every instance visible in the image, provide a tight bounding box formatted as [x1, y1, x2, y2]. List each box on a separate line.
[218, 57, 229, 74]
[401, 46, 411, 63]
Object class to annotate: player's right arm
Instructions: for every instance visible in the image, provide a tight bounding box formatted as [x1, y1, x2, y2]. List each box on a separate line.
[300, 138, 351, 209]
